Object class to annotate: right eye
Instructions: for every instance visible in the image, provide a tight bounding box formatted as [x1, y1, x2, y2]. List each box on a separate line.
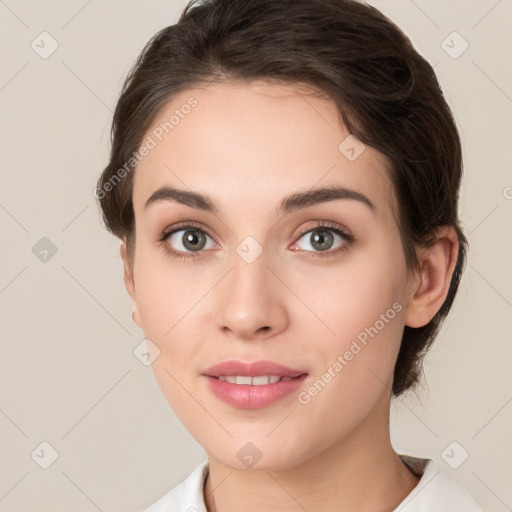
[158, 224, 217, 259]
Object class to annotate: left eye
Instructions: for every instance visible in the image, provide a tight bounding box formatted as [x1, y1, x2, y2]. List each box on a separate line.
[293, 227, 348, 253]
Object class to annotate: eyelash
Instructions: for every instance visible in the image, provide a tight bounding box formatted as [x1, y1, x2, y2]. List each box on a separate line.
[157, 220, 355, 261]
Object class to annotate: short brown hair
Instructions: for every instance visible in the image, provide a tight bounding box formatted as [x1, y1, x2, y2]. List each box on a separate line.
[96, 0, 468, 398]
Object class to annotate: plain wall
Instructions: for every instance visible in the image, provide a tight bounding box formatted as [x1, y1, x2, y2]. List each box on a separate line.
[0, 0, 510, 510]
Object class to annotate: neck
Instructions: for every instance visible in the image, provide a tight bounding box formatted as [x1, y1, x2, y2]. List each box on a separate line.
[203, 391, 421, 512]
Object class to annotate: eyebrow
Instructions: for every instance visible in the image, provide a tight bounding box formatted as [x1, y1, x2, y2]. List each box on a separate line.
[144, 185, 376, 216]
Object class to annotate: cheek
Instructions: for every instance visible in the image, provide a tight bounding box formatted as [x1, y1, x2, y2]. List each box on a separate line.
[292, 244, 406, 343]
[295, 280, 404, 440]
[292, 241, 407, 393]
[133, 257, 211, 396]
[133, 264, 204, 413]
[133, 252, 204, 339]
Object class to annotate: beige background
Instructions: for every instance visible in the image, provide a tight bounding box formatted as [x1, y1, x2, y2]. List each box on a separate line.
[0, 0, 510, 510]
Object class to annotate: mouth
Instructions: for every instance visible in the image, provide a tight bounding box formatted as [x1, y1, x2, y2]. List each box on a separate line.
[202, 360, 309, 409]
[204, 373, 309, 409]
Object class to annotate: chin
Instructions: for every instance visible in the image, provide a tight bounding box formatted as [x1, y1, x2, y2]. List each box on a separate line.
[206, 436, 312, 473]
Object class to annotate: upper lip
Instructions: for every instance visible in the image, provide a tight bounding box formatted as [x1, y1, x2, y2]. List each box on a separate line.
[203, 360, 307, 378]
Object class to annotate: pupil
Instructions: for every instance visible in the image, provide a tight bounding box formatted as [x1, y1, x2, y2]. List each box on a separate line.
[312, 230, 332, 251]
[184, 230, 205, 251]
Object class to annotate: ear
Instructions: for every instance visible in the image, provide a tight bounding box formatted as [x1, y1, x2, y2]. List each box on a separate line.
[404, 226, 460, 328]
[120, 241, 142, 328]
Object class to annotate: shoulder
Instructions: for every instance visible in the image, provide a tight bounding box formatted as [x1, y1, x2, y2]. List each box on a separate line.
[142, 460, 209, 512]
[395, 454, 485, 512]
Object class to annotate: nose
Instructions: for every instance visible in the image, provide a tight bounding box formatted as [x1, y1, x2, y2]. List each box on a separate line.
[213, 251, 289, 341]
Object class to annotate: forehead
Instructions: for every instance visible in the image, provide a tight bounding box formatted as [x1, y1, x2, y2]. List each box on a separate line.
[132, 80, 395, 221]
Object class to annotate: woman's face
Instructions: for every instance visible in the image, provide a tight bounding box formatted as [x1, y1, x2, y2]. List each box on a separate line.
[123, 80, 416, 470]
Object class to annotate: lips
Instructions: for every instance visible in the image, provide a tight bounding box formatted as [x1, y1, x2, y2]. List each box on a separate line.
[203, 360, 307, 379]
[202, 360, 309, 409]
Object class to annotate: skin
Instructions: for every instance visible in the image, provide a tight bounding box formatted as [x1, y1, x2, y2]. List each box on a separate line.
[120, 80, 459, 512]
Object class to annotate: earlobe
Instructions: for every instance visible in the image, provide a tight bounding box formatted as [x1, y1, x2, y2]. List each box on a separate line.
[404, 226, 459, 328]
[120, 242, 142, 328]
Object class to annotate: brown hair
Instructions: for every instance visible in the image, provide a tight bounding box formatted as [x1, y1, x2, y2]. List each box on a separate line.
[96, 0, 468, 398]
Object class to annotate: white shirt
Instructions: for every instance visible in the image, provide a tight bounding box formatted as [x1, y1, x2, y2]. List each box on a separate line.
[143, 454, 485, 511]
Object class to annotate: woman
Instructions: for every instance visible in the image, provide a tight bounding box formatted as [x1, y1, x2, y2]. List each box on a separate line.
[96, 0, 484, 510]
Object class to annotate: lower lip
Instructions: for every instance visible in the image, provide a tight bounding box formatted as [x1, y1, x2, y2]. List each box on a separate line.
[204, 375, 308, 409]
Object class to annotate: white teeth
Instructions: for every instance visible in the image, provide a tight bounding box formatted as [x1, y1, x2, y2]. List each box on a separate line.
[218, 375, 283, 385]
